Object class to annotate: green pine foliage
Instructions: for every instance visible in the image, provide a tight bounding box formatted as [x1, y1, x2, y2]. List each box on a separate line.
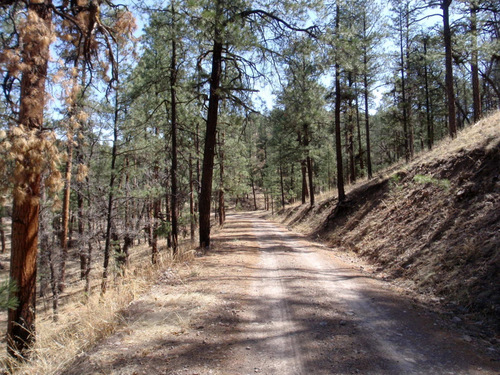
[0, 280, 18, 311]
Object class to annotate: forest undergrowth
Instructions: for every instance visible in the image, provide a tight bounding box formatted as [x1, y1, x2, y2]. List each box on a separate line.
[0, 240, 195, 375]
[276, 111, 500, 339]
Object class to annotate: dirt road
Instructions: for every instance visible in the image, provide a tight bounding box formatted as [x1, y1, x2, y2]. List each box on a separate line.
[64, 212, 499, 375]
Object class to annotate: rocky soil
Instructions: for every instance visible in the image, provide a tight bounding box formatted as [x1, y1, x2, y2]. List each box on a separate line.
[62, 212, 499, 374]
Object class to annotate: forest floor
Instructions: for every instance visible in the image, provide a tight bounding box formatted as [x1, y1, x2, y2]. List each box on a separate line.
[62, 211, 499, 375]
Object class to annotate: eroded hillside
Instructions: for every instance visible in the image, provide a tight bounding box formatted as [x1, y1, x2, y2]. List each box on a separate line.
[278, 111, 500, 335]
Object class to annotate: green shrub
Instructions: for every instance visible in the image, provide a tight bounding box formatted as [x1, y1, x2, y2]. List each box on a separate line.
[413, 174, 450, 190]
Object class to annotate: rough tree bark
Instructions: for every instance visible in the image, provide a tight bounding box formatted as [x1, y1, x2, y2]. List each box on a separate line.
[363, 42, 373, 178]
[470, 2, 481, 122]
[355, 87, 364, 174]
[334, 4, 345, 202]
[301, 159, 308, 204]
[77, 165, 85, 279]
[170, 1, 179, 254]
[7, 1, 52, 358]
[347, 74, 356, 183]
[303, 123, 314, 206]
[279, 164, 286, 209]
[251, 177, 258, 210]
[101, 77, 120, 294]
[59, 113, 74, 292]
[398, 9, 410, 162]
[198, 7, 223, 248]
[442, 0, 457, 138]
[189, 153, 196, 243]
[0, 207, 5, 253]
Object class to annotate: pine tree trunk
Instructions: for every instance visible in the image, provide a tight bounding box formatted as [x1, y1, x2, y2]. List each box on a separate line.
[48, 244, 59, 322]
[362, 13, 373, 179]
[399, 11, 410, 162]
[38, 223, 49, 299]
[307, 156, 314, 206]
[121, 234, 132, 268]
[84, 238, 93, 295]
[59, 136, 73, 292]
[334, 4, 345, 202]
[405, 12, 415, 160]
[303, 123, 314, 206]
[442, 0, 457, 138]
[301, 160, 308, 204]
[76, 129, 87, 279]
[151, 124, 161, 262]
[151, 198, 159, 264]
[279, 165, 286, 209]
[38, 188, 50, 299]
[101, 81, 119, 294]
[251, 178, 258, 210]
[189, 154, 196, 243]
[363, 76, 372, 178]
[355, 88, 364, 173]
[44, 188, 59, 320]
[271, 190, 274, 215]
[7, 2, 52, 358]
[170, 7, 179, 254]
[199, 17, 223, 248]
[348, 86, 356, 183]
[165, 189, 171, 249]
[347, 74, 356, 183]
[470, 4, 481, 122]
[83, 178, 93, 295]
[195, 121, 201, 209]
[120, 155, 131, 270]
[0, 210, 5, 253]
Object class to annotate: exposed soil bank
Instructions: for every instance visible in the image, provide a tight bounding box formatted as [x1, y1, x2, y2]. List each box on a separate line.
[278, 111, 500, 340]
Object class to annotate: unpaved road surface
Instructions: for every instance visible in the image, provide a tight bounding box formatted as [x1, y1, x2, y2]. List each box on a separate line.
[64, 212, 499, 375]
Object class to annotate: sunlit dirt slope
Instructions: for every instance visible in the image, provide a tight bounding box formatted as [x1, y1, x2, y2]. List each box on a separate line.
[279, 111, 500, 335]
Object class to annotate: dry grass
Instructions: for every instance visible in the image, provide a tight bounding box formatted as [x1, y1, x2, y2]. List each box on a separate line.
[0, 240, 196, 375]
[393, 110, 500, 176]
[275, 111, 500, 327]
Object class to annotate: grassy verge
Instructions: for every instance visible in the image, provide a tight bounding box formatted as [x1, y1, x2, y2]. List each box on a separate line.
[1, 243, 195, 375]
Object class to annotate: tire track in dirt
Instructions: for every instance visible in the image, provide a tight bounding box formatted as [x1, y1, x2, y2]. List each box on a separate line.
[234, 212, 499, 375]
[258, 218, 418, 374]
[60, 211, 499, 375]
[242, 222, 305, 374]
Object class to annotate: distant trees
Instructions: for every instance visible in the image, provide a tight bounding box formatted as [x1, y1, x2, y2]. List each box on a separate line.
[370, 0, 499, 168]
[275, 35, 327, 207]
[193, 0, 318, 247]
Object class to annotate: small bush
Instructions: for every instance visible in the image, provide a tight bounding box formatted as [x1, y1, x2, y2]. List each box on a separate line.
[0, 279, 18, 310]
[413, 174, 450, 190]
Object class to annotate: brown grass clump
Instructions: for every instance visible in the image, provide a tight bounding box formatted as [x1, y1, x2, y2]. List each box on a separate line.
[0, 242, 195, 375]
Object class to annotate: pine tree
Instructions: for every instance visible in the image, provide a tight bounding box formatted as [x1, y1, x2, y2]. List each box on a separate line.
[0, 0, 134, 357]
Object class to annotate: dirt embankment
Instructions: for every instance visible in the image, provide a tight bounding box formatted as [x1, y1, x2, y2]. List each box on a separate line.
[278, 112, 500, 336]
